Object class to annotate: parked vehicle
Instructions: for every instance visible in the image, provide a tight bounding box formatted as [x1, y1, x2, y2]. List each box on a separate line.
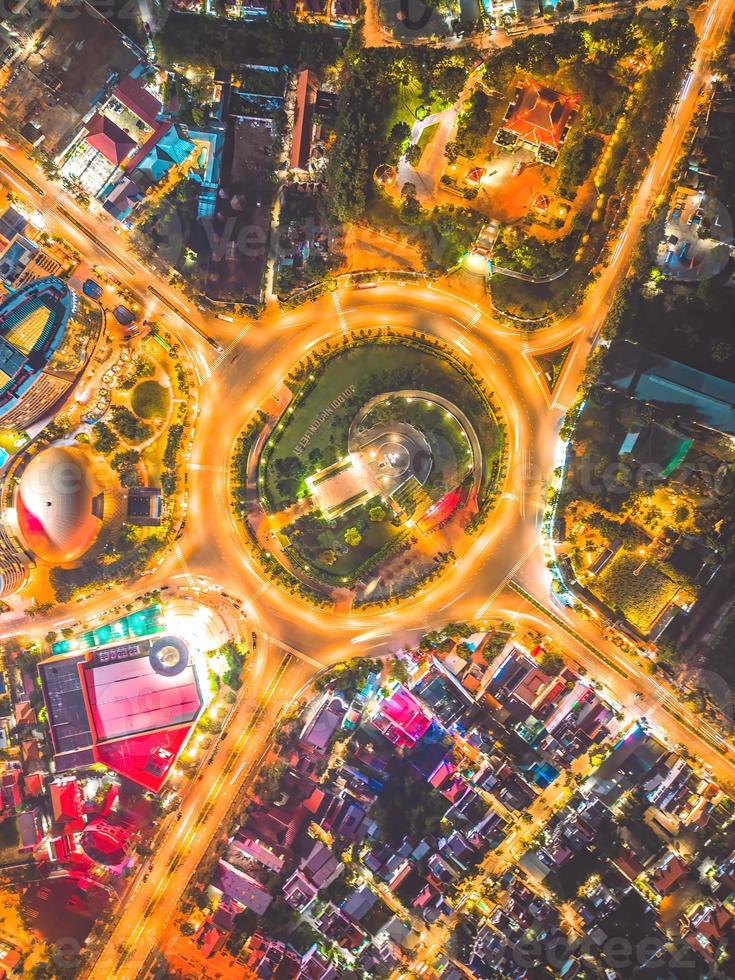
[82, 278, 104, 300]
[112, 305, 136, 326]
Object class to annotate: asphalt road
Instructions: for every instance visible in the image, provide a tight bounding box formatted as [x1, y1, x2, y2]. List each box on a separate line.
[0, 0, 732, 972]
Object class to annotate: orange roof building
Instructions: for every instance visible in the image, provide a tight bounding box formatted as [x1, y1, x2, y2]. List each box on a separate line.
[497, 80, 579, 163]
[290, 70, 319, 171]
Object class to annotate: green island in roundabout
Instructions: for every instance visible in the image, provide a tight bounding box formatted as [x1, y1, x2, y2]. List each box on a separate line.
[233, 331, 507, 609]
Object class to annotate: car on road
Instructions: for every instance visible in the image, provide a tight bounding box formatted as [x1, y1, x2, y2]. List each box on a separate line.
[82, 278, 104, 300]
[112, 305, 136, 326]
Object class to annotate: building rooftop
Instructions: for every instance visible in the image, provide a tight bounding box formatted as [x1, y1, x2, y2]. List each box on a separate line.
[112, 73, 162, 129]
[603, 339, 735, 435]
[39, 634, 204, 792]
[84, 112, 137, 166]
[500, 80, 578, 152]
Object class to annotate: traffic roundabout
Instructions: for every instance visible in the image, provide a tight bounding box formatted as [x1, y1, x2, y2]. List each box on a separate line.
[231, 328, 508, 610]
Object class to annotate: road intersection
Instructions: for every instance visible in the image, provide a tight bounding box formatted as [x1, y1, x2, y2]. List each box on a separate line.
[0, 0, 733, 972]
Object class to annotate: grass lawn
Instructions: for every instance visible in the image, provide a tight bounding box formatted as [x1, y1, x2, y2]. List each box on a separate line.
[262, 338, 500, 511]
[131, 380, 169, 420]
[385, 74, 425, 140]
[417, 121, 440, 154]
[590, 551, 678, 634]
[287, 498, 402, 580]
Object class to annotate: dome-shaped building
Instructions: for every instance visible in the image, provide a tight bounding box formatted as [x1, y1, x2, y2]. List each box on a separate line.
[16, 445, 104, 564]
[80, 816, 131, 866]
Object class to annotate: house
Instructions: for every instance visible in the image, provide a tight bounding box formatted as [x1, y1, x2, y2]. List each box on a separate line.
[496, 80, 578, 164]
[215, 859, 273, 915]
[0, 768, 22, 809]
[342, 883, 378, 921]
[193, 921, 227, 958]
[683, 902, 733, 964]
[231, 835, 285, 873]
[317, 903, 367, 952]
[371, 686, 431, 748]
[244, 932, 302, 977]
[18, 807, 43, 851]
[300, 695, 346, 754]
[282, 869, 319, 912]
[49, 776, 85, 833]
[299, 839, 343, 889]
[650, 853, 689, 896]
[0, 941, 21, 976]
[23, 772, 45, 798]
[14, 701, 35, 727]
[20, 739, 42, 773]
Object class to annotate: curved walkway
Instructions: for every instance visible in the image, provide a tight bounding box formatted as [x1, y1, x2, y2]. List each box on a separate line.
[350, 388, 486, 497]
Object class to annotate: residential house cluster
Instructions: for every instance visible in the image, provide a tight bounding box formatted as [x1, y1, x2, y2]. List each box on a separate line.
[188, 632, 635, 974]
[518, 721, 735, 973]
[424, 631, 616, 805]
[461, 874, 570, 979]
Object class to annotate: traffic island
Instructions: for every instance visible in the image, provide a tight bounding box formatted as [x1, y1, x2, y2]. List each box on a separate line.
[232, 329, 507, 609]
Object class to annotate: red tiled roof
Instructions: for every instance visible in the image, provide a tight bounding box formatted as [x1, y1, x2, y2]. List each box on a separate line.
[24, 772, 45, 797]
[85, 113, 137, 165]
[290, 70, 319, 171]
[651, 854, 689, 895]
[113, 74, 162, 129]
[50, 778, 84, 825]
[503, 81, 578, 151]
[612, 846, 644, 881]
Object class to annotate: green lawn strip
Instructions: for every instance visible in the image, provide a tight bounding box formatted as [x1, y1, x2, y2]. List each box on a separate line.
[311, 458, 353, 486]
[261, 337, 501, 512]
[286, 501, 406, 583]
[417, 121, 440, 154]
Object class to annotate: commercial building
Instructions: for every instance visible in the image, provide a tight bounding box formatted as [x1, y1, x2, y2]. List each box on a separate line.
[59, 69, 195, 219]
[0, 277, 102, 430]
[602, 339, 735, 437]
[38, 634, 205, 792]
[290, 69, 319, 171]
[15, 445, 104, 564]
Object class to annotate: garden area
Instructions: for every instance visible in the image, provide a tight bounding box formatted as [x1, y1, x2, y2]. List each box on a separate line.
[284, 498, 405, 582]
[244, 332, 504, 597]
[588, 551, 679, 635]
[131, 380, 169, 421]
[258, 334, 502, 513]
[483, 14, 694, 317]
